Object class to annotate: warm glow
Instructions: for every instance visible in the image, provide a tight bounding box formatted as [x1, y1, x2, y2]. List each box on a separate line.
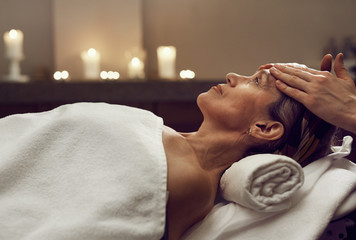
[54, 70, 69, 80]
[101, 71, 120, 80]
[131, 57, 141, 67]
[88, 48, 97, 57]
[113, 72, 120, 79]
[157, 46, 176, 79]
[108, 71, 114, 79]
[100, 71, 108, 79]
[162, 47, 171, 55]
[53, 71, 62, 81]
[9, 29, 18, 39]
[180, 70, 195, 79]
[61, 70, 69, 80]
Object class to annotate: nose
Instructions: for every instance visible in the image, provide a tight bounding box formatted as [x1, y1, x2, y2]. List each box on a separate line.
[225, 73, 248, 87]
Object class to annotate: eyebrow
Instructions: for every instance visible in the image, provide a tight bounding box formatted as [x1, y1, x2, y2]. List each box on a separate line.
[259, 70, 275, 88]
[260, 69, 269, 78]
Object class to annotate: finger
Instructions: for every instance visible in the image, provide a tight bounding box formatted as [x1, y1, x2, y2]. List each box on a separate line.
[320, 54, 333, 72]
[258, 64, 273, 70]
[273, 65, 317, 83]
[270, 67, 312, 94]
[275, 80, 309, 104]
[284, 63, 308, 69]
[277, 64, 323, 75]
[334, 53, 354, 82]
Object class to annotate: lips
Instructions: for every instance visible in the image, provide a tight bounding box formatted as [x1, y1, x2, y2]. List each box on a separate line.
[217, 84, 223, 94]
[212, 84, 223, 95]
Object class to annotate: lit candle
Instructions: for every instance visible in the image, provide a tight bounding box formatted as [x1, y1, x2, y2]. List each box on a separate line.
[3, 29, 24, 59]
[100, 71, 120, 80]
[128, 57, 145, 79]
[157, 46, 176, 79]
[53, 70, 69, 81]
[81, 48, 100, 80]
[180, 69, 195, 80]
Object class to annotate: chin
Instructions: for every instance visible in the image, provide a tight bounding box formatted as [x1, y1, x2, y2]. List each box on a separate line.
[196, 92, 207, 112]
[196, 91, 214, 119]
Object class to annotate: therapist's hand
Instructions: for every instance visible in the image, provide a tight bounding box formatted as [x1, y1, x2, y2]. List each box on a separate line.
[269, 53, 356, 134]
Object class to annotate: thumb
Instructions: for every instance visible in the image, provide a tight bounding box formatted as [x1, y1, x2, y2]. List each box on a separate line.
[334, 53, 353, 81]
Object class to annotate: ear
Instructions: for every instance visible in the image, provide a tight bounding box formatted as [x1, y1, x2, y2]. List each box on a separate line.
[250, 121, 284, 141]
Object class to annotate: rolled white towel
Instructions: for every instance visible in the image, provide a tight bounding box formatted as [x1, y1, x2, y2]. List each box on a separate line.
[220, 154, 304, 212]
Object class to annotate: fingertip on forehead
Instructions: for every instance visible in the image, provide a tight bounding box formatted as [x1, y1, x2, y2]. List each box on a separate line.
[256, 69, 272, 78]
[258, 64, 273, 70]
[285, 63, 308, 69]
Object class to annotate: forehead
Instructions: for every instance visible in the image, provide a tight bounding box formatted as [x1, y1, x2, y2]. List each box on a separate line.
[255, 69, 282, 97]
[255, 69, 277, 87]
[256, 69, 271, 78]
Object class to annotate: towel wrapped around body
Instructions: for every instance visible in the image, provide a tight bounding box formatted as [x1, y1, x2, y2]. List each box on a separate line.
[220, 154, 304, 212]
[0, 103, 167, 240]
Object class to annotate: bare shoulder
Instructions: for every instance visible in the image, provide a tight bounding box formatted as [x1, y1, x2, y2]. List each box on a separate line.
[162, 126, 217, 239]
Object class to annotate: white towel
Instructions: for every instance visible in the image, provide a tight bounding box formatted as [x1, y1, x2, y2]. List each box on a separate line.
[0, 103, 167, 240]
[220, 154, 304, 212]
[182, 136, 356, 240]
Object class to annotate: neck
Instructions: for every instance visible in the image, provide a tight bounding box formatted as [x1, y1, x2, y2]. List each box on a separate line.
[182, 126, 247, 175]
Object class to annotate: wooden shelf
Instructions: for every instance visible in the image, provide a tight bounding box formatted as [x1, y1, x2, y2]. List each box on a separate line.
[0, 79, 222, 132]
[0, 80, 221, 104]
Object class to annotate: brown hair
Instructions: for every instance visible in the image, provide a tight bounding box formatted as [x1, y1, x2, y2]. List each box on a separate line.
[246, 94, 336, 166]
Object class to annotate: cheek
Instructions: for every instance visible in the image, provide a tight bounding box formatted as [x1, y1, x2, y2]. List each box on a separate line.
[199, 97, 254, 130]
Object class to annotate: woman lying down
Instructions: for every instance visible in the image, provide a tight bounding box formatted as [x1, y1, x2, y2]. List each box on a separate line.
[0, 60, 337, 240]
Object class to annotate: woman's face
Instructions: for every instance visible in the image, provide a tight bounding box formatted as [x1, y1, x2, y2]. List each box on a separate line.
[197, 69, 282, 131]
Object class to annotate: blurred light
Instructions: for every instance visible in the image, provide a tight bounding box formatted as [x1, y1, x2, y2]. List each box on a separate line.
[108, 71, 114, 79]
[131, 57, 141, 67]
[61, 70, 69, 80]
[9, 29, 18, 39]
[53, 71, 62, 80]
[113, 71, 120, 79]
[180, 70, 195, 79]
[53, 70, 70, 81]
[101, 70, 120, 80]
[100, 71, 108, 80]
[88, 48, 97, 57]
[162, 46, 172, 55]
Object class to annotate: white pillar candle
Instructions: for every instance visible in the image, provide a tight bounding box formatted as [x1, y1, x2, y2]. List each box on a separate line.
[157, 46, 176, 80]
[81, 48, 100, 80]
[3, 29, 24, 59]
[128, 57, 145, 79]
[3, 29, 29, 82]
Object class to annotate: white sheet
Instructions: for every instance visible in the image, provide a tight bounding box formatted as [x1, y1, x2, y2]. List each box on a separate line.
[0, 103, 167, 240]
[183, 136, 356, 240]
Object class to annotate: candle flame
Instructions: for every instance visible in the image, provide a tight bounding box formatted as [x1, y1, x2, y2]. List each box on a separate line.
[162, 47, 171, 55]
[100, 71, 108, 79]
[54, 70, 69, 80]
[54, 71, 62, 81]
[131, 57, 141, 67]
[9, 29, 18, 39]
[101, 71, 120, 80]
[113, 72, 120, 79]
[180, 70, 195, 79]
[61, 71, 69, 80]
[88, 48, 97, 56]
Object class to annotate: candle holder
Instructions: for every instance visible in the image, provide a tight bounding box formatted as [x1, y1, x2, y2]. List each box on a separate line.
[3, 55, 29, 82]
